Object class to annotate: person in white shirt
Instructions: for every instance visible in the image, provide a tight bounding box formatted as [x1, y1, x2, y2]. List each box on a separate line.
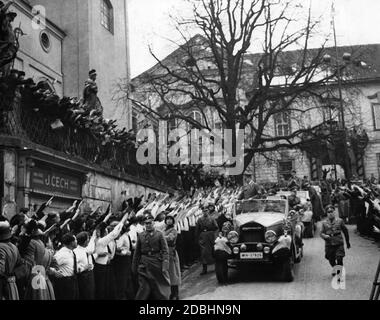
[50, 234, 79, 300]
[128, 215, 145, 251]
[93, 217, 126, 300]
[113, 224, 134, 300]
[154, 212, 167, 233]
[214, 222, 233, 284]
[74, 231, 97, 300]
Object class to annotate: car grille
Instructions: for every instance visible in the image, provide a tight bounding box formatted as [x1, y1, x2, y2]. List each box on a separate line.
[239, 223, 265, 243]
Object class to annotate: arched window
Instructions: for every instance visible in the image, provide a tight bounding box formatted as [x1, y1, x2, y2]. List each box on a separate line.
[100, 0, 114, 33]
[191, 110, 203, 125]
[274, 112, 291, 137]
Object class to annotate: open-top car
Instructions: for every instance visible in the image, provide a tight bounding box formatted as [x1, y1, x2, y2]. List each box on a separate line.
[216, 199, 304, 283]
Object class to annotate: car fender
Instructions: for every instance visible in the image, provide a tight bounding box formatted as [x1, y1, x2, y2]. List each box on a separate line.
[273, 234, 292, 255]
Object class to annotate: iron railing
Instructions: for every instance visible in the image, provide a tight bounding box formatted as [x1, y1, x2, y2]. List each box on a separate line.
[0, 92, 177, 189]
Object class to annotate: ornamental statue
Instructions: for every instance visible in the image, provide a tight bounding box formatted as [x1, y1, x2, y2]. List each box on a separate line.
[83, 69, 103, 116]
[0, 0, 18, 77]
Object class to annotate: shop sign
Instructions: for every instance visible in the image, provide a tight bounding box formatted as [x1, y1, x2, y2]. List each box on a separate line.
[31, 167, 81, 197]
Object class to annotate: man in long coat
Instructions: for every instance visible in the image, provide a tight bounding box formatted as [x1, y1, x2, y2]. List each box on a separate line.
[132, 214, 171, 300]
[305, 183, 324, 221]
[195, 204, 219, 276]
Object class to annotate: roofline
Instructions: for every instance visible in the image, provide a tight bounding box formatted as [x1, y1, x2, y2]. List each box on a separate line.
[132, 34, 208, 82]
[132, 35, 380, 83]
[246, 76, 380, 96]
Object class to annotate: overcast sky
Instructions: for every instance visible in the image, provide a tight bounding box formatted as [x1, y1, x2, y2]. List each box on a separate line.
[128, 0, 380, 78]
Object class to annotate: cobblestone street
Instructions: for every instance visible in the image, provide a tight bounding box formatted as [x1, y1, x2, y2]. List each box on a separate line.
[181, 225, 380, 300]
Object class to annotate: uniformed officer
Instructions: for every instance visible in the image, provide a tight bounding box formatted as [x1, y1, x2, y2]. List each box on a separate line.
[132, 214, 171, 300]
[320, 205, 351, 276]
[195, 204, 219, 276]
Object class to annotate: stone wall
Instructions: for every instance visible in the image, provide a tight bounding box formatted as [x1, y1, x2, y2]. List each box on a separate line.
[82, 170, 166, 213]
[254, 150, 311, 184]
[0, 144, 170, 219]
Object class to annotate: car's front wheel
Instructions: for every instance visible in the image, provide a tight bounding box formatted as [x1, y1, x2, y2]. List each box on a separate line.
[278, 256, 295, 282]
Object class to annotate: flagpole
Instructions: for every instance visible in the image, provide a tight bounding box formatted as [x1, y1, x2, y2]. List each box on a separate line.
[331, 0, 352, 180]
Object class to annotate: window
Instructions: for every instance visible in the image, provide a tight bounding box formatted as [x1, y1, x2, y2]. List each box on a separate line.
[278, 160, 293, 181]
[209, 136, 217, 164]
[274, 112, 291, 137]
[39, 31, 51, 52]
[372, 104, 380, 130]
[101, 0, 113, 33]
[191, 111, 203, 125]
[214, 122, 223, 131]
[167, 118, 179, 152]
[168, 118, 177, 131]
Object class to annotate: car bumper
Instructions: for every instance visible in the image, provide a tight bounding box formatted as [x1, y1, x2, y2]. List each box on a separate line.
[227, 242, 292, 265]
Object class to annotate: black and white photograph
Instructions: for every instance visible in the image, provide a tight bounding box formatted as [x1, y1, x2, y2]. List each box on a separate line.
[1, 0, 380, 303]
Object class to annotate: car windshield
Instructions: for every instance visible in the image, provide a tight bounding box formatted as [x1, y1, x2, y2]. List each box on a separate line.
[235, 199, 286, 215]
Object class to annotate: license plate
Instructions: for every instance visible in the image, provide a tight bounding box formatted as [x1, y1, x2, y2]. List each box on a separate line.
[240, 252, 263, 260]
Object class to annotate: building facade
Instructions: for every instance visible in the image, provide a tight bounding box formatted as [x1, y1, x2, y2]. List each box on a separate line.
[12, 0, 131, 128]
[10, 0, 65, 96]
[131, 35, 380, 184]
[0, 0, 172, 220]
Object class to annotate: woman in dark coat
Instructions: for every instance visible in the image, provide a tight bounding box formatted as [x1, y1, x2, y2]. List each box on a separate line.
[113, 225, 134, 300]
[18, 220, 55, 300]
[23, 230, 55, 300]
[305, 183, 324, 221]
[332, 188, 350, 222]
[163, 215, 181, 300]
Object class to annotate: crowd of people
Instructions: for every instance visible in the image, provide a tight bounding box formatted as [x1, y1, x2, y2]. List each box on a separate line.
[1, 169, 380, 300]
[0, 186, 241, 301]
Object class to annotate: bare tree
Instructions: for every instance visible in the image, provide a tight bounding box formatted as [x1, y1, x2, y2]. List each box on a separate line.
[118, 0, 368, 180]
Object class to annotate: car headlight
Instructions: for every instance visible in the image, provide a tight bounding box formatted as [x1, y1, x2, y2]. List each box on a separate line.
[265, 230, 277, 244]
[227, 231, 239, 244]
